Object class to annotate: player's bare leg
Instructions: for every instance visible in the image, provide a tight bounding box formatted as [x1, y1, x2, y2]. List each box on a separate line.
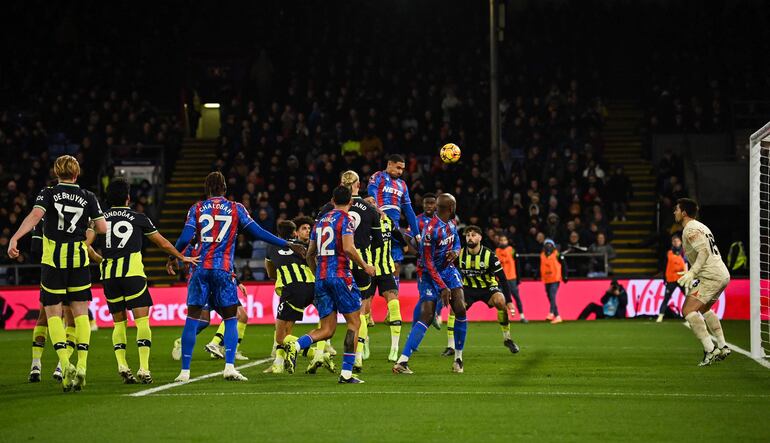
[490, 293, 520, 354]
[682, 296, 720, 366]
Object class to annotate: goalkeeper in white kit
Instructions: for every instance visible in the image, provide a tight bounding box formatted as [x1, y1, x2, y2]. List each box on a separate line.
[674, 198, 731, 366]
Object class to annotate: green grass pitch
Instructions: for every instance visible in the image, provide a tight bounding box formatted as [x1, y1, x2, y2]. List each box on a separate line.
[1, 320, 769, 442]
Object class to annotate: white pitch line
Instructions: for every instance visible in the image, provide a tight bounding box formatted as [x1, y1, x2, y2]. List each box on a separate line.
[681, 322, 770, 370]
[147, 391, 770, 399]
[127, 357, 273, 397]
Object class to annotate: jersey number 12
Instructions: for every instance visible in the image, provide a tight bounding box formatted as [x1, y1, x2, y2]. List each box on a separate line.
[315, 226, 335, 256]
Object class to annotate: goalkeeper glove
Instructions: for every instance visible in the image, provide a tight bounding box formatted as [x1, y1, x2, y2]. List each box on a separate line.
[677, 270, 695, 290]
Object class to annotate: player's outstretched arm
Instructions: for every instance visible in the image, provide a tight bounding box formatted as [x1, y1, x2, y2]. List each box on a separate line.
[150, 232, 200, 265]
[8, 207, 45, 259]
[402, 202, 421, 240]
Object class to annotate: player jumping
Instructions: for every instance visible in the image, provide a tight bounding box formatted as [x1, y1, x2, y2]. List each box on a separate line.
[170, 172, 304, 382]
[393, 193, 467, 374]
[285, 186, 376, 384]
[674, 198, 732, 366]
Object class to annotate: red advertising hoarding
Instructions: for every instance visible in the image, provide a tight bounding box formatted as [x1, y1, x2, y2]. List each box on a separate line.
[0, 278, 750, 330]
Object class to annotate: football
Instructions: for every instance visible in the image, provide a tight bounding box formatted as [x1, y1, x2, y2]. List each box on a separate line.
[440, 143, 461, 163]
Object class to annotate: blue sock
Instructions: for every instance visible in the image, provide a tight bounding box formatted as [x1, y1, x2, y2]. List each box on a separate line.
[223, 317, 238, 364]
[297, 334, 314, 350]
[342, 353, 355, 372]
[454, 316, 467, 351]
[402, 321, 428, 357]
[412, 299, 422, 327]
[181, 318, 199, 370]
[195, 318, 209, 335]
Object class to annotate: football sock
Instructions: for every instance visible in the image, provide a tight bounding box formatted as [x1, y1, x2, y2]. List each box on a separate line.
[387, 299, 402, 349]
[195, 318, 209, 335]
[412, 299, 421, 327]
[135, 316, 152, 371]
[237, 321, 247, 349]
[274, 347, 286, 367]
[223, 317, 238, 364]
[454, 315, 467, 351]
[447, 313, 456, 348]
[498, 310, 511, 340]
[74, 314, 91, 370]
[65, 325, 76, 358]
[112, 320, 129, 368]
[341, 353, 355, 379]
[455, 349, 463, 360]
[47, 316, 70, 369]
[181, 317, 200, 370]
[365, 312, 373, 326]
[296, 334, 314, 350]
[31, 325, 47, 365]
[211, 322, 225, 345]
[685, 312, 715, 352]
[356, 314, 368, 363]
[403, 321, 428, 358]
[703, 310, 727, 348]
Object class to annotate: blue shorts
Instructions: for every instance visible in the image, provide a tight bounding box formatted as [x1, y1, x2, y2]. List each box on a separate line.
[418, 267, 463, 302]
[314, 276, 361, 319]
[187, 269, 239, 308]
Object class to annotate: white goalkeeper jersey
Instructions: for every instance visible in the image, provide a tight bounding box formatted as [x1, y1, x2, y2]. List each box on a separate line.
[682, 220, 730, 281]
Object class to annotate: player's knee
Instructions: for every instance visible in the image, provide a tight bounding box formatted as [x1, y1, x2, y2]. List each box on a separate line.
[112, 311, 127, 322]
[236, 307, 248, 323]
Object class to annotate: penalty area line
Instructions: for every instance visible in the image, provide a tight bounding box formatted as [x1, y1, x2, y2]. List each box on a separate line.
[127, 357, 273, 397]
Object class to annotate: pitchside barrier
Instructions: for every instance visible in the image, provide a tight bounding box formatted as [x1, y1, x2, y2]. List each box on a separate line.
[0, 279, 750, 330]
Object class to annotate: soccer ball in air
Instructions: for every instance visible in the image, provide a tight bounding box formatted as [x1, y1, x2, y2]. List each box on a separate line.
[440, 143, 461, 163]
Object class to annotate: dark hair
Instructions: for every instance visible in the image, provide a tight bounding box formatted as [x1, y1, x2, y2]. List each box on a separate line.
[676, 198, 699, 218]
[464, 225, 482, 236]
[497, 232, 509, 240]
[671, 233, 681, 240]
[277, 220, 297, 240]
[293, 216, 314, 230]
[387, 154, 405, 164]
[107, 177, 130, 207]
[332, 185, 352, 205]
[204, 171, 227, 197]
[423, 192, 437, 200]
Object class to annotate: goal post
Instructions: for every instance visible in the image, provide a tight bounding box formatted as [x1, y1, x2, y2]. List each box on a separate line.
[750, 121, 770, 359]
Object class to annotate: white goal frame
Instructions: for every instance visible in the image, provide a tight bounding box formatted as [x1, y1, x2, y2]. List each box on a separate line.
[750, 121, 770, 359]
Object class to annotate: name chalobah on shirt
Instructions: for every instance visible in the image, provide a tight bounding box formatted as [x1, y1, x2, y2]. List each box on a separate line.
[200, 202, 234, 213]
[105, 209, 136, 220]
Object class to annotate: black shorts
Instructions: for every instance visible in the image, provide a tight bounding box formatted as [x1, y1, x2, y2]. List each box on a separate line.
[463, 286, 503, 307]
[40, 265, 92, 307]
[362, 273, 399, 299]
[276, 282, 315, 322]
[352, 268, 372, 293]
[102, 276, 153, 314]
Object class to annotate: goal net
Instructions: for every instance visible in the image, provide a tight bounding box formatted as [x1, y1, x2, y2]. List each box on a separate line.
[750, 121, 770, 359]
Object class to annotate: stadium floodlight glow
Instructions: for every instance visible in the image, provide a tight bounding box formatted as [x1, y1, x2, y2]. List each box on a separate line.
[203, 103, 220, 109]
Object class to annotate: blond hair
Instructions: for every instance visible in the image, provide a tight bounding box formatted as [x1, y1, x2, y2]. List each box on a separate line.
[340, 170, 359, 189]
[54, 155, 80, 180]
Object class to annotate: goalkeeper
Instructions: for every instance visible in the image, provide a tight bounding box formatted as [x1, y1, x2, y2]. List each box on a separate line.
[674, 198, 731, 366]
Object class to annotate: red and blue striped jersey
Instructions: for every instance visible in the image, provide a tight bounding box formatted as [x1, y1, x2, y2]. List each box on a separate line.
[417, 212, 434, 233]
[417, 216, 460, 289]
[183, 197, 252, 272]
[368, 171, 411, 223]
[310, 209, 355, 280]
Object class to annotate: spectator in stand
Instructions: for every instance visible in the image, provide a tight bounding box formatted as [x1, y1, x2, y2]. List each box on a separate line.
[606, 166, 633, 221]
[588, 232, 616, 277]
[657, 234, 687, 322]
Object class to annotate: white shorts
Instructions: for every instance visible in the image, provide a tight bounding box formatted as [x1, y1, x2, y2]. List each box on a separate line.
[689, 276, 729, 305]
